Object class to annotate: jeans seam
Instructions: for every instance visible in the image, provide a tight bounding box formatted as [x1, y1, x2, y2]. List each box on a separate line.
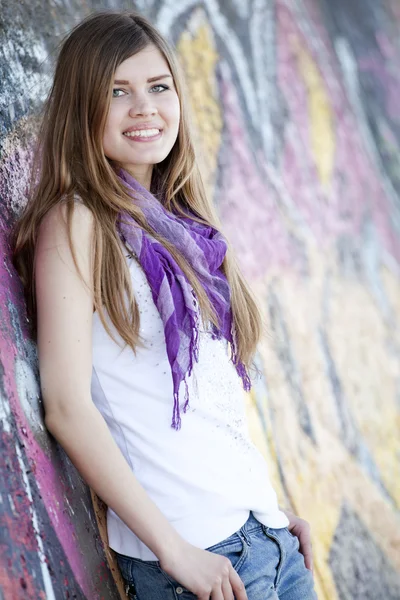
[127, 557, 160, 570]
[156, 567, 181, 599]
[262, 526, 285, 588]
[233, 534, 249, 574]
[239, 526, 252, 547]
[244, 524, 263, 536]
[206, 532, 243, 553]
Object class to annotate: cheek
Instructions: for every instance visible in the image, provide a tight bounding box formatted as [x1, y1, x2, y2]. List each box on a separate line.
[102, 116, 112, 146]
[167, 99, 181, 133]
[102, 125, 119, 159]
[102, 126, 113, 155]
[104, 103, 124, 135]
[102, 109, 121, 153]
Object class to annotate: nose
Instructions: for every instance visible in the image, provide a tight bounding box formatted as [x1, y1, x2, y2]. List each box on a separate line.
[129, 93, 158, 118]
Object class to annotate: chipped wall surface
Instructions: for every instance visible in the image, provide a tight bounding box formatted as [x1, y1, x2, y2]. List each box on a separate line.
[1, 1, 399, 599]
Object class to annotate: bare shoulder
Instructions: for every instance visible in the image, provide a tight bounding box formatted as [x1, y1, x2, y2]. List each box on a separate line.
[36, 199, 95, 292]
[35, 199, 95, 417]
[35, 198, 95, 332]
[37, 198, 94, 253]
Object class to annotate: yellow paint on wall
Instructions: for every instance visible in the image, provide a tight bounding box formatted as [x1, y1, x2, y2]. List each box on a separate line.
[247, 244, 400, 599]
[325, 263, 400, 509]
[175, 16, 400, 598]
[295, 40, 335, 188]
[176, 13, 222, 196]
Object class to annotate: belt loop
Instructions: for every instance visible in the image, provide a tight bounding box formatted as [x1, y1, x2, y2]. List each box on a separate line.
[261, 523, 268, 535]
[239, 526, 252, 547]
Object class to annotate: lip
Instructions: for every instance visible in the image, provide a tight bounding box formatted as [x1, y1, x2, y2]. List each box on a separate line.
[123, 123, 163, 133]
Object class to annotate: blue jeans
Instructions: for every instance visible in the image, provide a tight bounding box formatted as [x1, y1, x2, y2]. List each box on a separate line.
[115, 513, 318, 599]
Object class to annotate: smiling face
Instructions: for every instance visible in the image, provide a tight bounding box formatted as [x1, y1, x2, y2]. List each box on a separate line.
[102, 44, 181, 190]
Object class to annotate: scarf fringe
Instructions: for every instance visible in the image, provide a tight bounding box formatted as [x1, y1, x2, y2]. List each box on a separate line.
[171, 320, 251, 430]
[172, 391, 182, 430]
[171, 378, 191, 430]
[171, 308, 199, 430]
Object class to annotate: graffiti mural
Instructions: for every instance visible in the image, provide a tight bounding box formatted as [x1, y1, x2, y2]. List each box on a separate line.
[1, 0, 399, 598]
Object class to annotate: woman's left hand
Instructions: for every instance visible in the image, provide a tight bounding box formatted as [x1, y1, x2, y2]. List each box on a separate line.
[281, 510, 314, 574]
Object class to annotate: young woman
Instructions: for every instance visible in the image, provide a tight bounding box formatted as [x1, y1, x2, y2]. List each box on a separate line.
[13, 11, 317, 600]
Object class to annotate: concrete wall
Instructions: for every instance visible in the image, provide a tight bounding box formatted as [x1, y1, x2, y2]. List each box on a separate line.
[1, 1, 399, 598]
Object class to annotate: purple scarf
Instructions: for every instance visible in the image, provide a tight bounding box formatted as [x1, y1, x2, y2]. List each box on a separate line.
[117, 169, 251, 429]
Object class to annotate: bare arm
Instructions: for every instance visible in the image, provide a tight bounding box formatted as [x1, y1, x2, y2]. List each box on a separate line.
[36, 202, 181, 559]
[36, 202, 247, 600]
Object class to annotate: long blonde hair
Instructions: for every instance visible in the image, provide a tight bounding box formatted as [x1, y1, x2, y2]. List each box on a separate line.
[12, 11, 261, 368]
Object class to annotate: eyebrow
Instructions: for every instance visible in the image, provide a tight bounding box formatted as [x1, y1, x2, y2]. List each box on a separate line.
[113, 74, 173, 85]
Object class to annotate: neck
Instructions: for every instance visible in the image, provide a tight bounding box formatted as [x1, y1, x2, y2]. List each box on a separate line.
[123, 164, 153, 191]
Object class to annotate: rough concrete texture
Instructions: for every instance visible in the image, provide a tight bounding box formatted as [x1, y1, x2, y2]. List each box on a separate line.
[1, 0, 399, 599]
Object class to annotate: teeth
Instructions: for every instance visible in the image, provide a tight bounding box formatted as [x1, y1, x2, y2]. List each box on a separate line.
[124, 128, 160, 138]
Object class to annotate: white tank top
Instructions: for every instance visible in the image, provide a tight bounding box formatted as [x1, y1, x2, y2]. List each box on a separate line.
[91, 252, 289, 560]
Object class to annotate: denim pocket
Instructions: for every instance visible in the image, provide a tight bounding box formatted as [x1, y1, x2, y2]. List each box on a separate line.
[116, 553, 180, 600]
[205, 533, 248, 573]
[283, 527, 298, 539]
[115, 534, 248, 599]
[282, 527, 301, 551]
[160, 534, 248, 598]
[116, 553, 133, 583]
[115, 554, 139, 599]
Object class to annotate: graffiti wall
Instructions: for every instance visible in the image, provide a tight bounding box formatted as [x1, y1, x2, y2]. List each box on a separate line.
[1, 0, 399, 598]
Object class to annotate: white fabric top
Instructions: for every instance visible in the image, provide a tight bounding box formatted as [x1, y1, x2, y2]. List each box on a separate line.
[90, 253, 289, 560]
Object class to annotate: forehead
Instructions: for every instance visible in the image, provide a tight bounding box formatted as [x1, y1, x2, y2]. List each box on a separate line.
[114, 45, 171, 81]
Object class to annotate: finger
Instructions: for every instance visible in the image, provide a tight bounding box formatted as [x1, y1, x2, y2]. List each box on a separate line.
[229, 567, 248, 600]
[298, 532, 313, 572]
[198, 590, 212, 600]
[303, 551, 314, 573]
[302, 549, 313, 571]
[210, 585, 224, 600]
[221, 577, 234, 600]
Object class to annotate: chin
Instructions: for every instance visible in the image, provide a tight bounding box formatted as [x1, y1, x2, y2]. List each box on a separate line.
[125, 152, 171, 166]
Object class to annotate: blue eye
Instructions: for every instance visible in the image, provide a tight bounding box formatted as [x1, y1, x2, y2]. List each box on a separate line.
[149, 84, 169, 93]
[112, 88, 125, 98]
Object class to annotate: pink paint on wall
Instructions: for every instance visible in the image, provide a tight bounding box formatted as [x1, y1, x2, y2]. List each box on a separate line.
[276, 2, 400, 263]
[218, 70, 306, 280]
[0, 221, 96, 599]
